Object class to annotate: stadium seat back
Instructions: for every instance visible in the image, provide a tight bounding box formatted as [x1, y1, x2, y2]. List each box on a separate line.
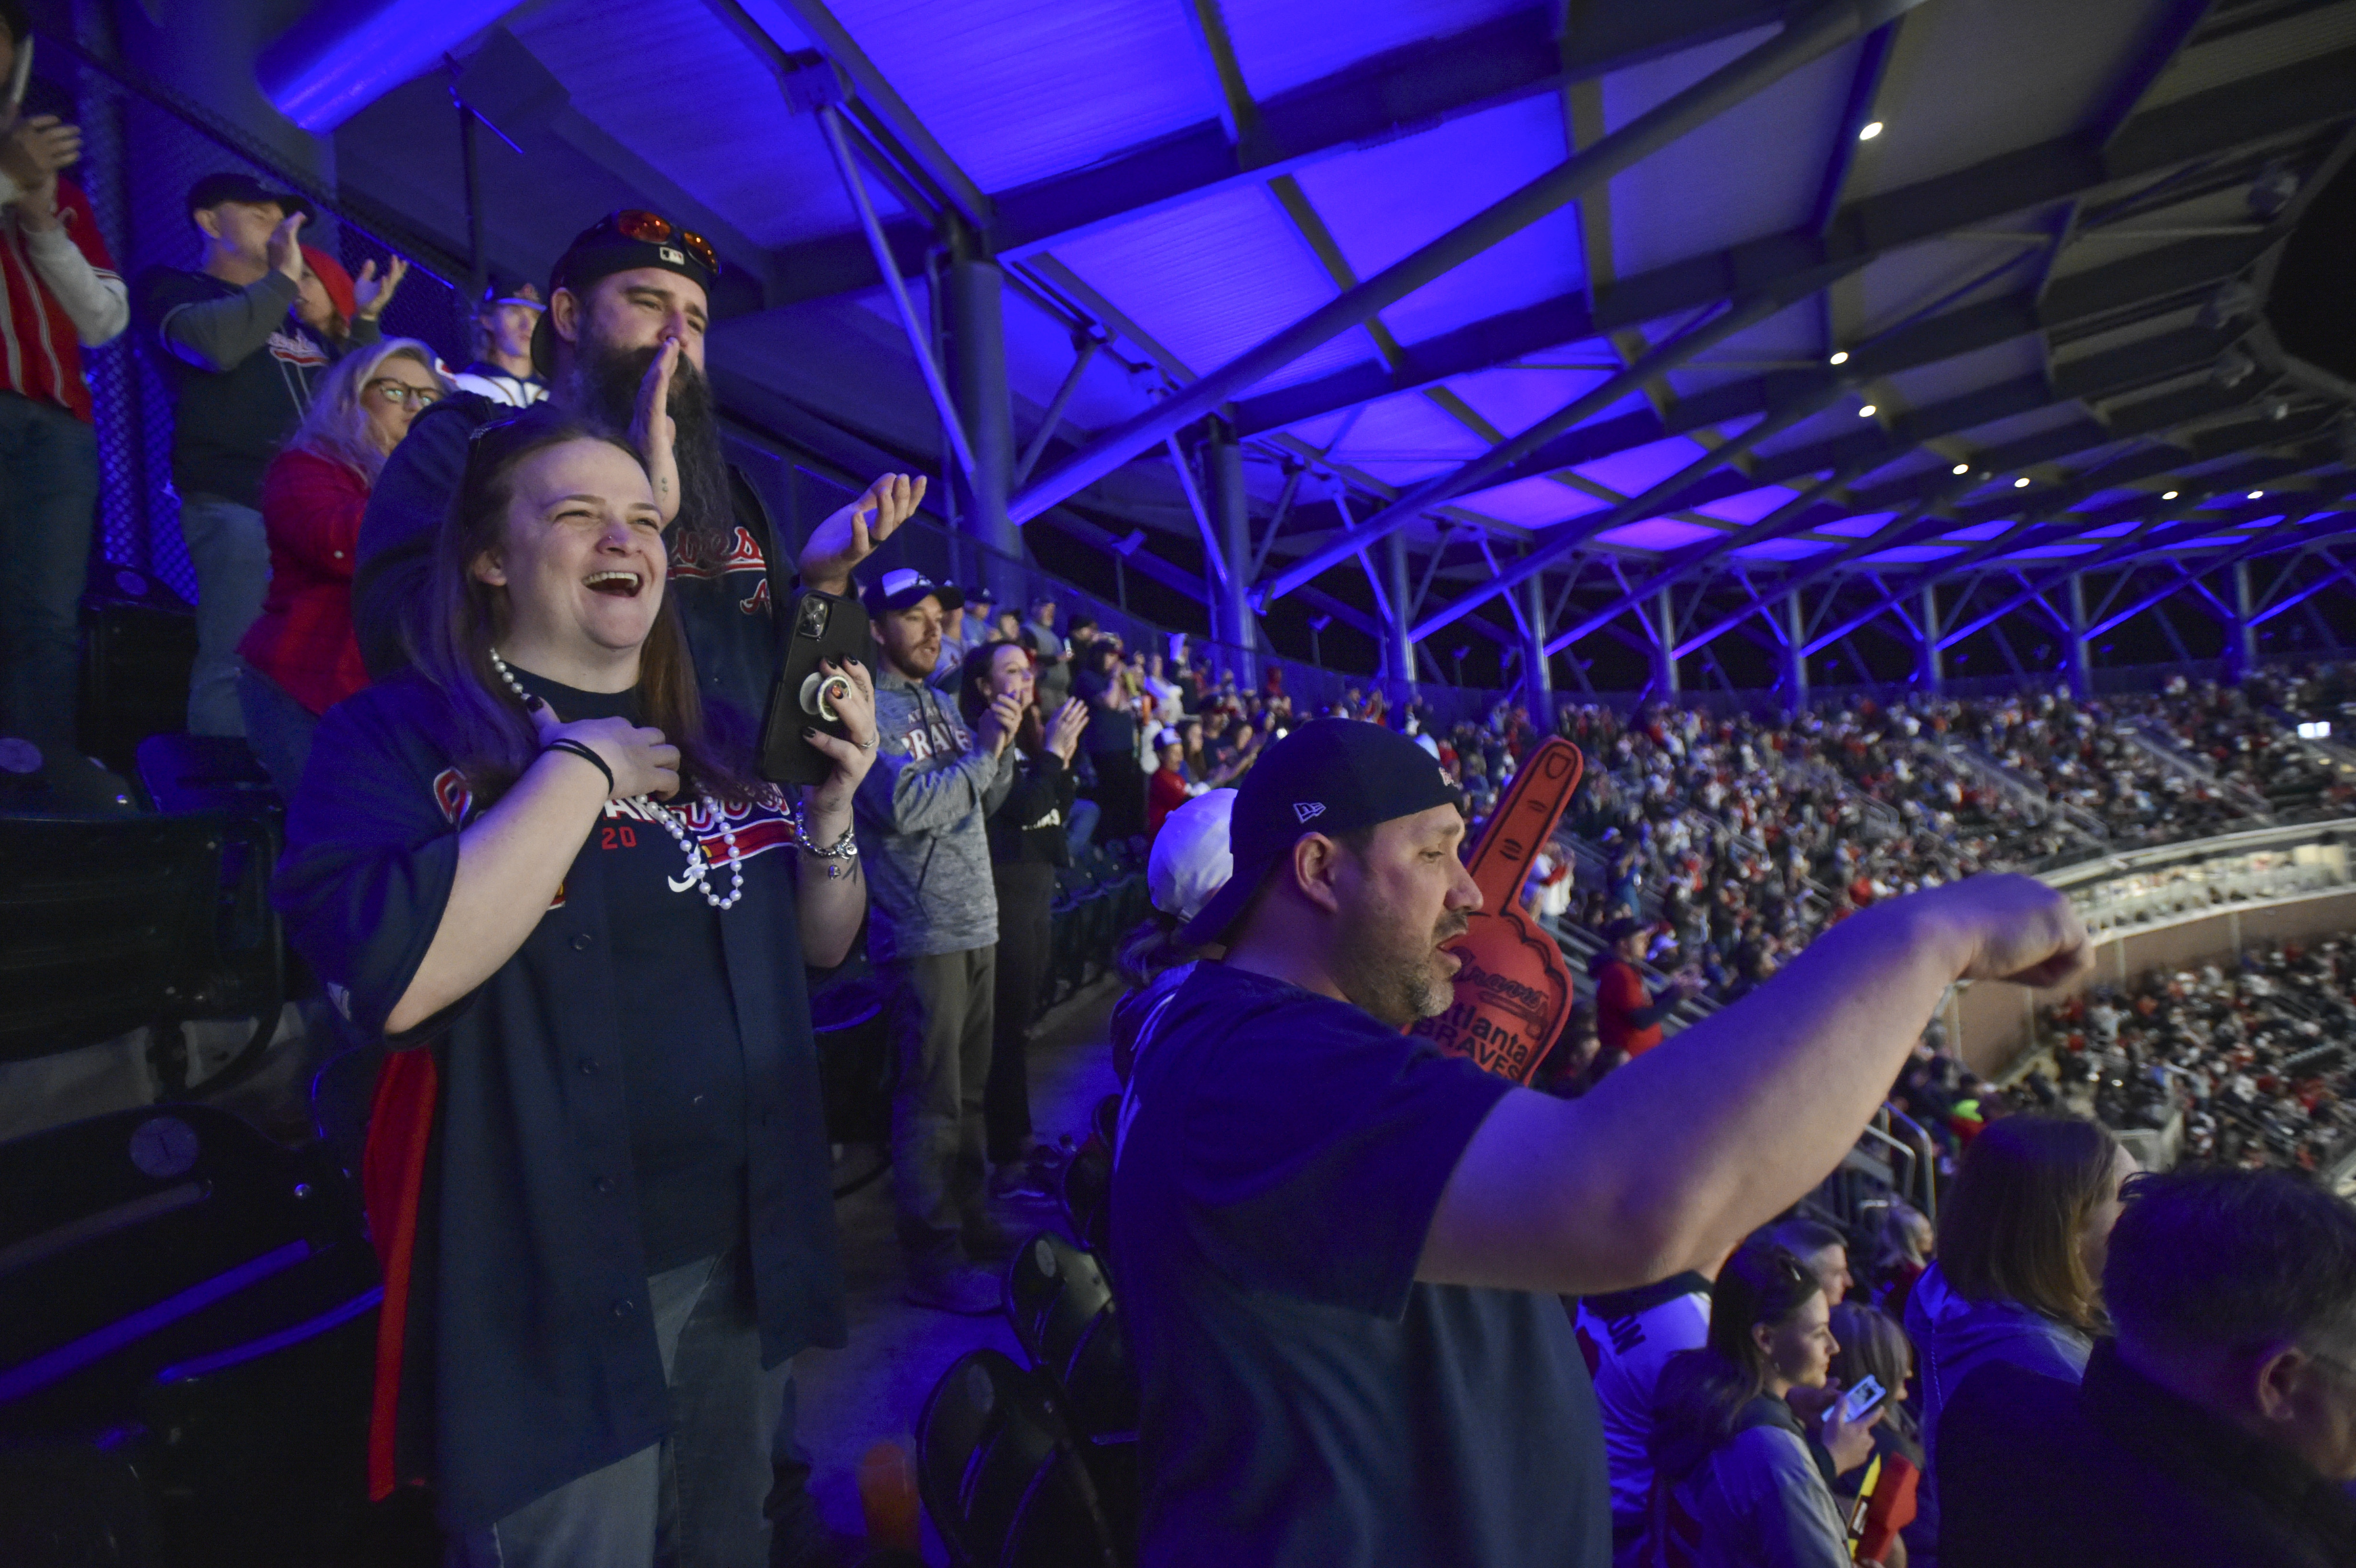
[133, 734, 280, 817]
[1003, 1231, 1139, 1442]
[0, 815, 225, 1065]
[1060, 1141, 1113, 1256]
[915, 1349, 1122, 1568]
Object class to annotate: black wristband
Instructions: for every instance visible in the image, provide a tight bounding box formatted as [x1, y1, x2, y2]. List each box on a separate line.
[545, 738, 615, 795]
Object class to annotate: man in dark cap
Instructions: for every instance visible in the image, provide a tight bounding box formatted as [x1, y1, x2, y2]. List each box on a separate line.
[1110, 717, 2094, 1568]
[354, 207, 922, 720]
[445, 273, 546, 407]
[1592, 914, 1696, 1065]
[134, 172, 405, 734]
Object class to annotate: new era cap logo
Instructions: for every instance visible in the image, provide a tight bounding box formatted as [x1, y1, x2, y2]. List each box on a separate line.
[1295, 802, 1325, 823]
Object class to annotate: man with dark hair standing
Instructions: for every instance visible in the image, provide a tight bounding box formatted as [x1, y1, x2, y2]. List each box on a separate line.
[0, 7, 131, 808]
[1112, 717, 2091, 1567]
[446, 274, 547, 407]
[1940, 1166, 2356, 1567]
[136, 173, 404, 735]
[829, 565, 1019, 1316]
[1592, 916, 1694, 1064]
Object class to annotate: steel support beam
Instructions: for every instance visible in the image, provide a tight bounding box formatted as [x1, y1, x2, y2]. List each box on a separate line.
[1651, 587, 1682, 697]
[1783, 592, 1809, 704]
[2228, 558, 2259, 680]
[1385, 531, 1418, 698]
[944, 259, 1019, 590]
[769, 0, 992, 227]
[1208, 422, 1256, 684]
[2065, 573, 2093, 698]
[816, 106, 977, 481]
[1011, 337, 1101, 488]
[1917, 584, 1943, 692]
[1007, 0, 1925, 525]
[1521, 573, 1552, 719]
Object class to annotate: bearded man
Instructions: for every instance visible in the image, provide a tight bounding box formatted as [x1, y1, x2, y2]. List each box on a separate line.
[1109, 718, 2094, 1568]
[353, 208, 918, 720]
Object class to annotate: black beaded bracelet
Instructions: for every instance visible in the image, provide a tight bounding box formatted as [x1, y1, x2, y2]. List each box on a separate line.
[544, 738, 615, 794]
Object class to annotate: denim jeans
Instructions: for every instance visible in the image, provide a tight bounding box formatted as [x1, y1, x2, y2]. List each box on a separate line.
[882, 946, 996, 1274]
[444, 1246, 795, 1568]
[0, 393, 99, 757]
[235, 659, 320, 801]
[177, 492, 271, 736]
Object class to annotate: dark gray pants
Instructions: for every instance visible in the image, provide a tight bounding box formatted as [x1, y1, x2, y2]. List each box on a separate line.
[882, 946, 995, 1273]
[444, 1247, 791, 1568]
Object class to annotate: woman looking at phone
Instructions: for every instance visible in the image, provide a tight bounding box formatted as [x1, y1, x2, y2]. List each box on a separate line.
[276, 410, 874, 1565]
[1646, 1240, 1889, 1568]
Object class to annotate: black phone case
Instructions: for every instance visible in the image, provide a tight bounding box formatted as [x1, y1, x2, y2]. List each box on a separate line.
[760, 589, 872, 785]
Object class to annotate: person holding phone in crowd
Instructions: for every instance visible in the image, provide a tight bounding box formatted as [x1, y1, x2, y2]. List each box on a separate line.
[277, 410, 874, 1566]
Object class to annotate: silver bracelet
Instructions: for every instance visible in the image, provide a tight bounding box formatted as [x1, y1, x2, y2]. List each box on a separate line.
[797, 821, 859, 860]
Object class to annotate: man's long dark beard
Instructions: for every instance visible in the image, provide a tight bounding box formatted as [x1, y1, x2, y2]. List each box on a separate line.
[561, 340, 737, 557]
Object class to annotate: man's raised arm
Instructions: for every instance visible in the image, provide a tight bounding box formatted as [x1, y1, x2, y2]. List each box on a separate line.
[1419, 875, 2090, 1296]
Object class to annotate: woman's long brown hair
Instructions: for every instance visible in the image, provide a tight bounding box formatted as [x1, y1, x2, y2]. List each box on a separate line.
[1936, 1113, 2121, 1332]
[405, 410, 762, 807]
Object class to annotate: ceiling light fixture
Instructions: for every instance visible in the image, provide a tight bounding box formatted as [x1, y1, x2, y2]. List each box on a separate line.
[2014, 477, 2031, 489]
[1858, 403, 1877, 418]
[1828, 350, 1850, 366]
[1952, 463, 1970, 475]
[2162, 490, 2180, 500]
[2248, 490, 2264, 500]
[1858, 121, 1884, 141]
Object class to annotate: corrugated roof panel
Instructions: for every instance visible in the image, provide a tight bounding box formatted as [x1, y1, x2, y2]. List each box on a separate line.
[1573, 435, 1711, 497]
[2143, 3, 2356, 109]
[1289, 97, 1583, 347]
[2004, 542, 2101, 559]
[1941, 520, 2013, 542]
[1049, 184, 1374, 394]
[1328, 391, 1491, 465]
[1601, 29, 1848, 275]
[509, 1, 864, 247]
[1858, 0, 2169, 198]
[1443, 364, 1625, 440]
[2082, 521, 2140, 538]
[1863, 544, 1962, 564]
[1811, 510, 1897, 537]
[1694, 484, 1802, 523]
[1223, 0, 1532, 100]
[829, 0, 1214, 191]
[1454, 476, 1613, 528]
[1733, 537, 1836, 560]
[1597, 517, 1723, 551]
[1877, 335, 2046, 411]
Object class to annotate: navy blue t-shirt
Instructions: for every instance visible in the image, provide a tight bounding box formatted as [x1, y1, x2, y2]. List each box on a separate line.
[514, 668, 747, 1270]
[1110, 963, 1611, 1568]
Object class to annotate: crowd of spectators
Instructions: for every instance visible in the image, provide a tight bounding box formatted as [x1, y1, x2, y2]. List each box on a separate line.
[2042, 937, 2356, 1177]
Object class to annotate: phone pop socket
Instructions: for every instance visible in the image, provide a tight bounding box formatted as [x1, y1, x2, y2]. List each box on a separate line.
[800, 671, 852, 723]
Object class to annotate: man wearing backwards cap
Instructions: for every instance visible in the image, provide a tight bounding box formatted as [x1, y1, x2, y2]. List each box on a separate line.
[1110, 718, 2094, 1568]
[850, 565, 1023, 1316]
[134, 172, 406, 735]
[353, 208, 924, 722]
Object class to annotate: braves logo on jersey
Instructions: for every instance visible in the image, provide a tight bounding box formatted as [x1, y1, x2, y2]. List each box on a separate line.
[266, 326, 329, 369]
[598, 790, 800, 893]
[667, 525, 768, 584]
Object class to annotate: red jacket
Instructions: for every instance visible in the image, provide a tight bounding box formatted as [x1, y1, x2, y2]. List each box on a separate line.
[1147, 765, 1191, 840]
[1, 176, 116, 421]
[237, 447, 372, 715]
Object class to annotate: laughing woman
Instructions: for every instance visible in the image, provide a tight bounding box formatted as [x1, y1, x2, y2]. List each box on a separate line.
[275, 410, 873, 1567]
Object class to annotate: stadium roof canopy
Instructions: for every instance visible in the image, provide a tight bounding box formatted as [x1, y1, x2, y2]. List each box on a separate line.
[313, 0, 2356, 681]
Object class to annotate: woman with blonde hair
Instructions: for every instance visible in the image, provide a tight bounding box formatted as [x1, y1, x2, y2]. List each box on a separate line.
[236, 337, 447, 795]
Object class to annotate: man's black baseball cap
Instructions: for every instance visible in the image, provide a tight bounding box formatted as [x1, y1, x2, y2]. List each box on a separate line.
[530, 209, 720, 374]
[862, 566, 962, 617]
[186, 172, 309, 222]
[1180, 718, 1463, 946]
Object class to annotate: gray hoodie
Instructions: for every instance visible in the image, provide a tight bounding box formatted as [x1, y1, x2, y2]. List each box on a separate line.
[1653, 1396, 1851, 1568]
[853, 664, 1016, 963]
[1906, 1260, 2094, 1476]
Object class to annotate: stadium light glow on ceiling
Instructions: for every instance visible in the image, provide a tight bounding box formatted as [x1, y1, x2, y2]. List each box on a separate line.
[2014, 477, 2031, 488]
[1828, 350, 1850, 365]
[1858, 121, 1884, 140]
[2249, 490, 2265, 499]
[1858, 403, 1877, 417]
[2163, 490, 2180, 499]
[1952, 462, 1969, 474]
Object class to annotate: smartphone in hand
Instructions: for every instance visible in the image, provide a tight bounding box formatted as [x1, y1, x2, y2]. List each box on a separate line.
[1838, 1374, 1887, 1426]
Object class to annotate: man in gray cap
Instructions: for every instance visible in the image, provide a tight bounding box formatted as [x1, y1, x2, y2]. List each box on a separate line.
[1111, 717, 2092, 1568]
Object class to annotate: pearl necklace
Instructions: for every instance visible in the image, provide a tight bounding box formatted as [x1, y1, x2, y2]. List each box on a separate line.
[490, 648, 746, 910]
